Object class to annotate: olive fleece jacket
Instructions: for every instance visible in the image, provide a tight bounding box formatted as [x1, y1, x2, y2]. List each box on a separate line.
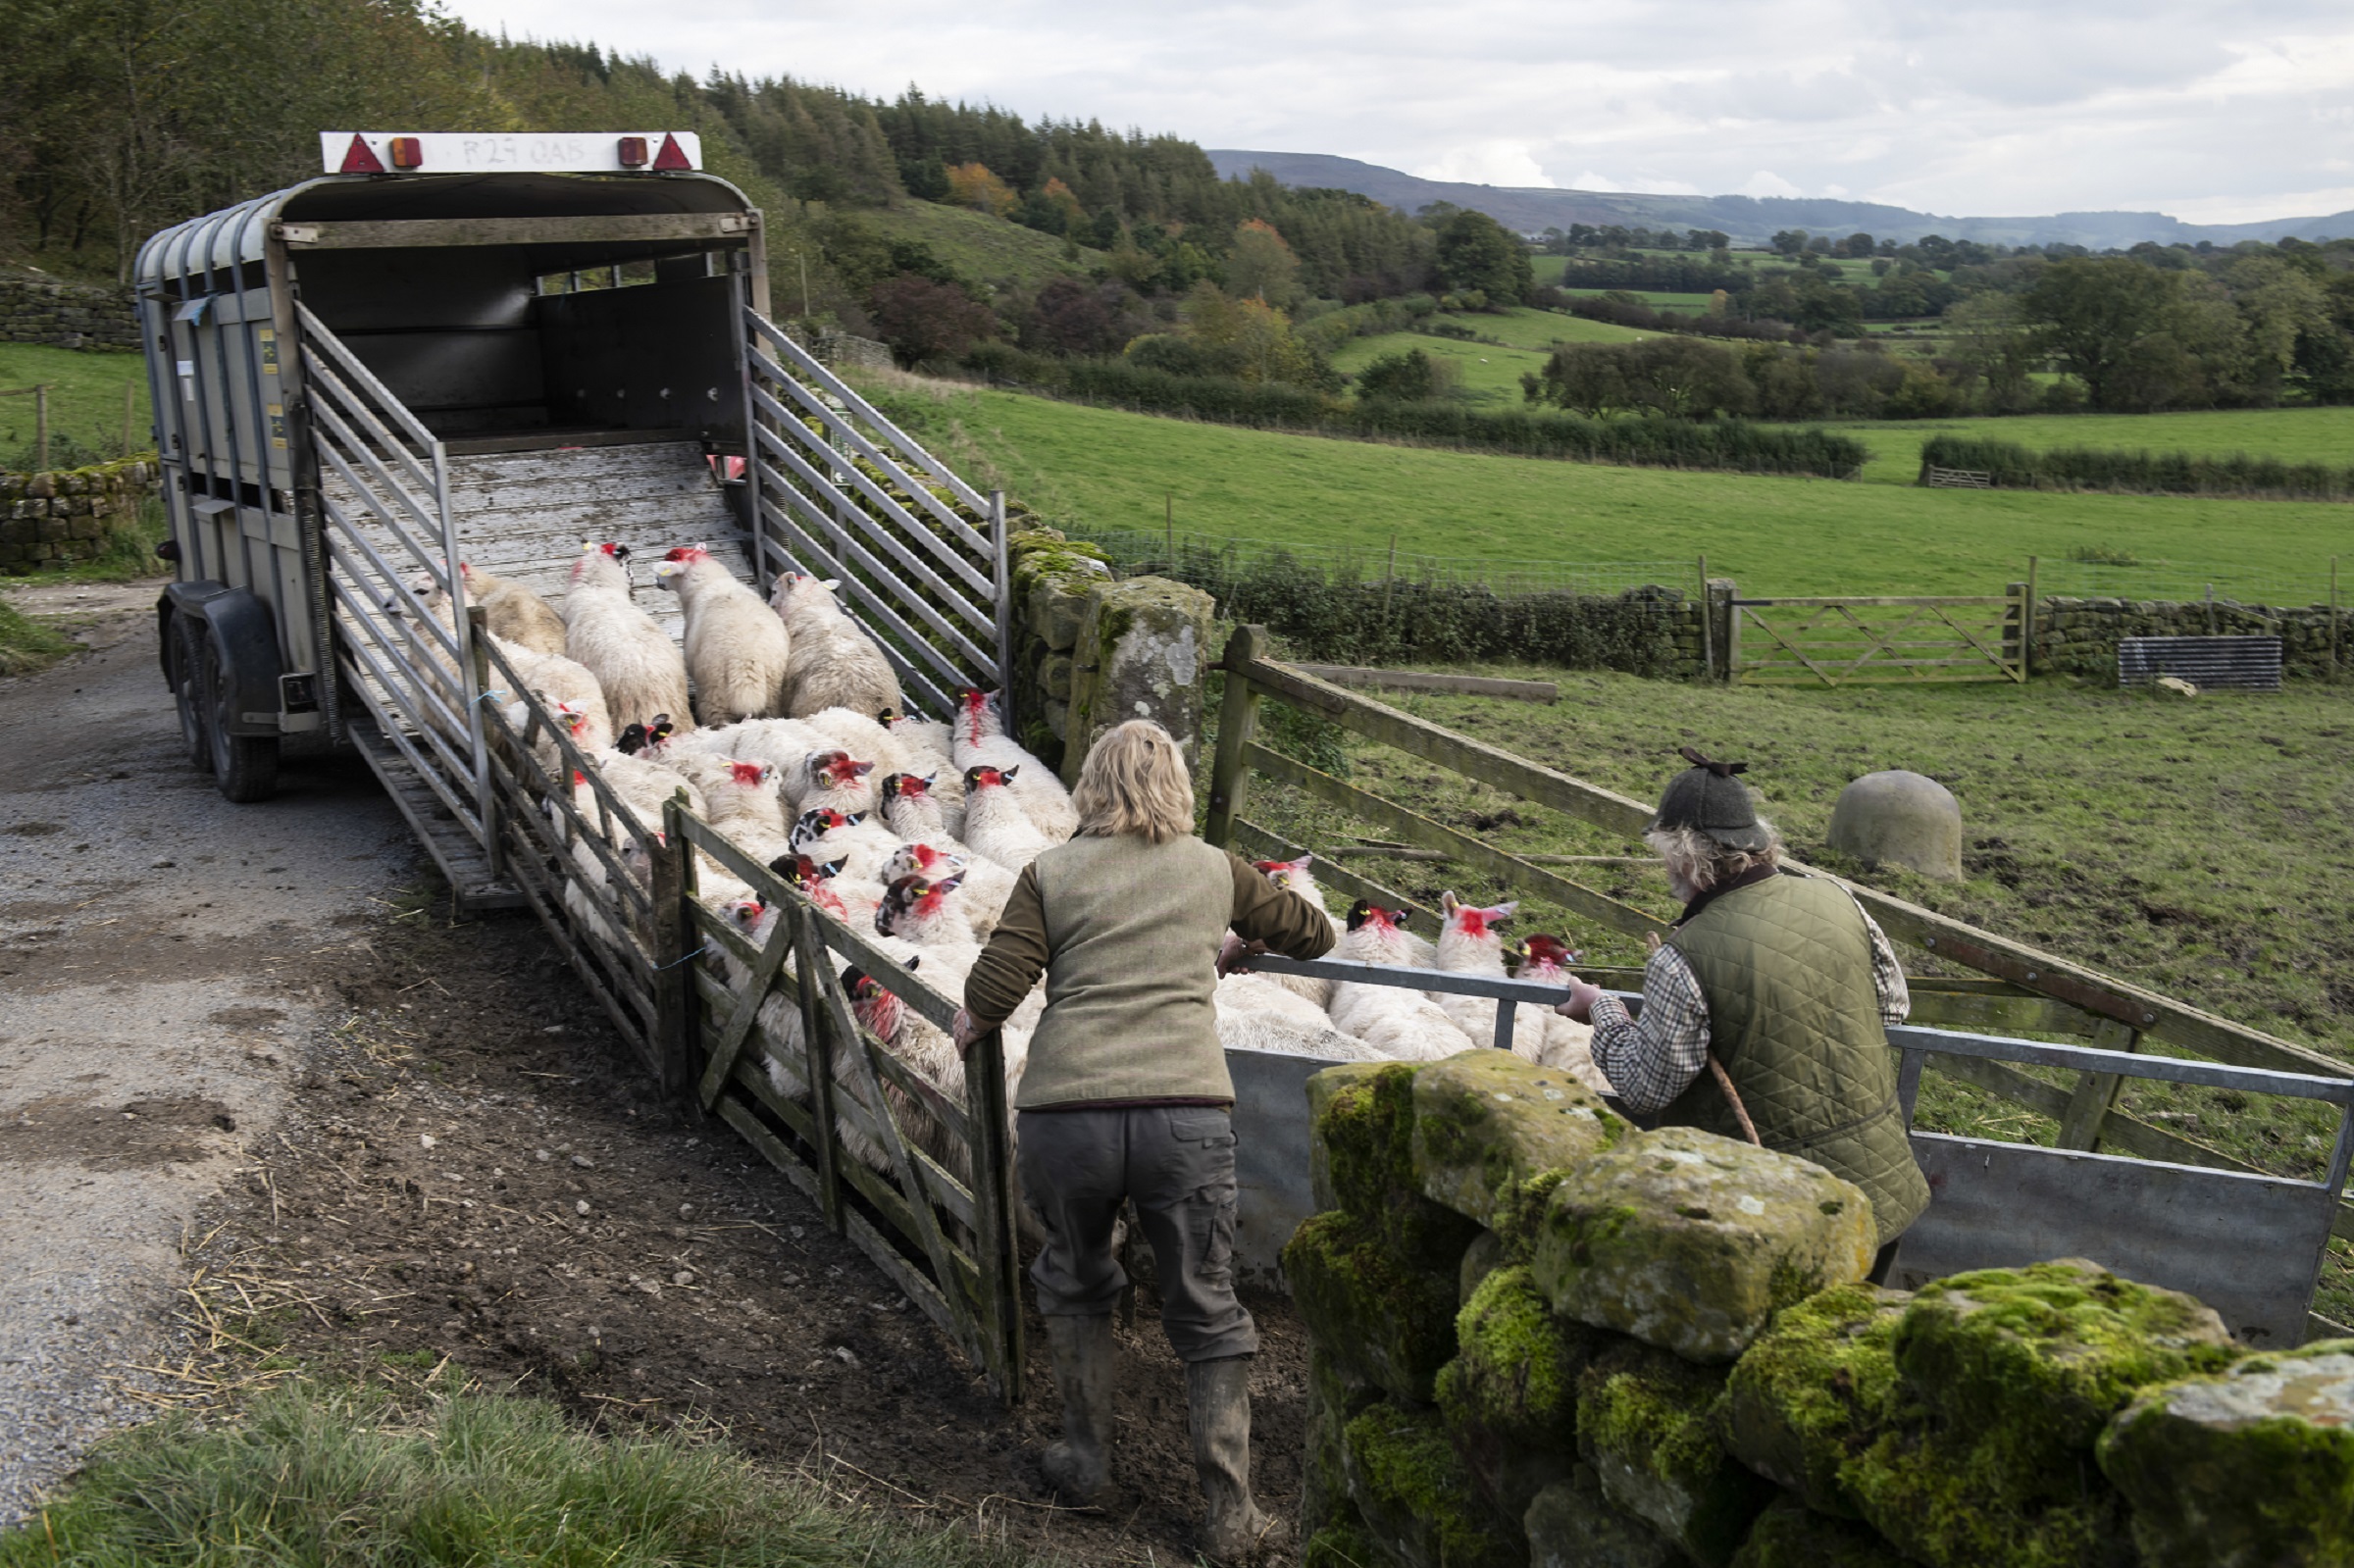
[963, 834, 1337, 1108]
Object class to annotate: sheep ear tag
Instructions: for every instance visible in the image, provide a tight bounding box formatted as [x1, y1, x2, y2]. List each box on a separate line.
[998, 764, 1019, 784]
[820, 578, 841, 590]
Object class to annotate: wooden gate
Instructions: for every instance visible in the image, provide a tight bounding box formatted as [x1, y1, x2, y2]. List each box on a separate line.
[1729, 589, 2027, 685]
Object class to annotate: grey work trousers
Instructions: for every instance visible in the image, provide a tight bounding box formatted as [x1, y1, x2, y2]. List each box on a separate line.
[1016, 1104, 1257, 1362]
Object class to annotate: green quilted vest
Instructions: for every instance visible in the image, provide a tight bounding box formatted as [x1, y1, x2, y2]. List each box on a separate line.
[1661, 872, 1930, 1248]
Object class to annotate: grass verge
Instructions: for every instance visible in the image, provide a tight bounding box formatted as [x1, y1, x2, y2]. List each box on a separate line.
[0, 1384, 1049, 1568]
[0, 596, 76, 675]
[0, 344, 150, 469]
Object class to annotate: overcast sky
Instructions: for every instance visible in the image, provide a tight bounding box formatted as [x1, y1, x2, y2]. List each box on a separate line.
[441, 0, 2354, 223]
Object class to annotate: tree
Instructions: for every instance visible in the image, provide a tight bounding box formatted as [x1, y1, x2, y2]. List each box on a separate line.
[2223, 254, 2328, 402]
[944, 162, 1018, 217]
[1942, 292, 2039, 413]
[1357, 348, 1458, 401]
[1840, 232, 1875, 258]
[867, 275, 995, 365]
[1769, 228, 1809, 256]
[2019, 258, 2242, 410]
[1433, 209, 1533, 305]
[1225, 218, 1302, 308]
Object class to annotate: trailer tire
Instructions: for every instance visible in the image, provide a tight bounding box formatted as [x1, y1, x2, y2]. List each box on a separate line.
[170, 613, 213, 773]
[201, 633, 280, 803]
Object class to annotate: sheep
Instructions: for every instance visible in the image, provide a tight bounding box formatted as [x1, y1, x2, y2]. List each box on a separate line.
[949, 690, 1078, 841]
[458, 561, 569, 657]
[769, 853, 879, 928]
[874, 872, 984, 974]
[667, 755, 787, 840]
[1513, 934, 1610, 1092]
[563, 542, 695, 733]
[1246, 854, 1352, 1008]
[496, 639, 610, 756]
[959, 765, 1049, 872]
[1325, 900, 1478, 1062]
[884, 711, 963, 834]
[800, 706, 914, 778]
[724, 716, 830, 779]
[1211, 967, 1384, 1063]
[655, 545, 791, 725]
[785, 749, 882, 817]
[881, 840, 1015, 938]
[770, 574, 902, 719]
[1431, 892, 1558, 1061]
[789, 806, 902, 886]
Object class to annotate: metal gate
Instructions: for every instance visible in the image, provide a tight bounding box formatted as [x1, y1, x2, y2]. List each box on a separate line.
[1729, 590, 2027, 685]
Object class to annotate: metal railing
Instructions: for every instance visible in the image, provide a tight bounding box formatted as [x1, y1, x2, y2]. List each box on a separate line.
[741, 308, 1009, 722]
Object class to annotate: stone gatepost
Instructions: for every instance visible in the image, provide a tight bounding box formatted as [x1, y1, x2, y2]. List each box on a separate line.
[1059, 576, 1215, 787]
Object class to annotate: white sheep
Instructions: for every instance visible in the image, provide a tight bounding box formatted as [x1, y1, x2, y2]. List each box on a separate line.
[562, 543, 695, 733]
[789, 806, 902, 887]
[884, 712, 963, 834]
[1431, 892, 1561, 1060]
[723, 716, 830, 779]
[459, 561, 569, 657]
[948, 690, 1078, 841]
[1325, 900, 1479, 1062]
[880, 840, 1014, 939]
[655, 545, 791, 725]
[1246, 853, 1347, 1007]
[770, 574, 902, 719]
[786, 750, 883, 817]
[1514, 933, 1610, 1093]
[958, 764, 1049, 872]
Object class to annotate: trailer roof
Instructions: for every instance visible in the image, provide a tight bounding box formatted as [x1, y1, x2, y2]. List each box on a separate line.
[135, 171, 753, 294]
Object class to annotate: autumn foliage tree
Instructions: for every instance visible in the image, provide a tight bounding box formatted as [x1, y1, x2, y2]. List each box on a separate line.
[944, 162, 1018, 218]
[867, 276, 995, 366]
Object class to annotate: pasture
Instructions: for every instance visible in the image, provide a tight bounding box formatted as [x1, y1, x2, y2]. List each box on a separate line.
[1795, 406, 2354, 485]
[887, 379, 2354, 596]
[0, 342, 150, 467]
[1231, 662, 2354, 1318]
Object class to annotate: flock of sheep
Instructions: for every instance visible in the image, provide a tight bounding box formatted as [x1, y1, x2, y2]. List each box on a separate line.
[421, 541, 1603, 1182]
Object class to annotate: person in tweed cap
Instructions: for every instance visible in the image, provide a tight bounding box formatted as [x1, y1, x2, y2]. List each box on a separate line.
[1552, 747, 1930, 1282]
[954, 719, 1332, 1561]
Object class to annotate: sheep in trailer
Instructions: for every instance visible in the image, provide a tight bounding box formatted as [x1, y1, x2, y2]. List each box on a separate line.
[789, 806, 901, 886]
[769, 574, 902, 720]
[655, 545, 792, 726]
[1426, 893, 1545, 1056]
[1326, 900, 1479, 1061]
[1513, 934, 1608, 1091]
[563, 543, 695, 733]
[458, 561, 569, 657]
[880, 840, 1014, 938]
[1248, 854, 1348, 1007]
[948, 690, 1078, 840]
[884, 711, 963, 833]
[785, 750, 882, 817]
[959, 765, 1049, 872]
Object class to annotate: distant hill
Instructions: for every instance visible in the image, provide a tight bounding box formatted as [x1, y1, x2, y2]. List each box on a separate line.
[1205, 150, 2354, 249]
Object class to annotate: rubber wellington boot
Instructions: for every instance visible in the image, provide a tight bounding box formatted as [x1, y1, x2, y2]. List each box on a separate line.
[1186, 1355, 1291, 1563]
[1040, 1314, 1115, 1503]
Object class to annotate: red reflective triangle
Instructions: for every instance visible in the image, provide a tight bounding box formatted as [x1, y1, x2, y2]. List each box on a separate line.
[338, 134, 386, 175]
[650, 132, 691, 172]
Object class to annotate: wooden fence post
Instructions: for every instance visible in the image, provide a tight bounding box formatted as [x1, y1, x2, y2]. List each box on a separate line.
[1204, 625, 1265, 848]
[34, 383, 49, 471]
[652, 795, 696, 1104]
[2332, 556, 2341, 683]
[1721, 582, 1742, 684]
[2022, 555, 2039, 680]
[1696, 554, 1714, 681]
[2057, 1017, 2138, 1151]
[790, 901, 844, 1232]
[966, 1027, 1025, 1403]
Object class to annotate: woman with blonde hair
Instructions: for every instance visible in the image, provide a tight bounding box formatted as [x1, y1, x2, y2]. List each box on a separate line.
[954, 719, 1333, 1561]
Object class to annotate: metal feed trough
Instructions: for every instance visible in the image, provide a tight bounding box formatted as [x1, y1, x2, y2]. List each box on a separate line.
[2119, 634, 2283, 690]
[1235, 954, 2353, 1345]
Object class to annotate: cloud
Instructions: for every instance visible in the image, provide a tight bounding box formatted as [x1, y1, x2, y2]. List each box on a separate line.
[432, 0, 2354, 221]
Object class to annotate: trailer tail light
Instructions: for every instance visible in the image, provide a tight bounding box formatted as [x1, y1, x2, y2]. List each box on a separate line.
[280, 672, 320, 713]
[651, 132, 692, 171]
[618, 135, 648, 167]
[388, 136, 424, 169]
[338, 134, 386, 175]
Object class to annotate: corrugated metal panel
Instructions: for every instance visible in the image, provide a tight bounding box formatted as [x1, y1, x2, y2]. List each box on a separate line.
[2118, 634, 2282, 689]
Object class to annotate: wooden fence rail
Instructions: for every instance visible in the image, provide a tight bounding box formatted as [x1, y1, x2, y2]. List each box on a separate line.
[1205, 625, 2354, 1246]
[1728, 590, 2026, 686]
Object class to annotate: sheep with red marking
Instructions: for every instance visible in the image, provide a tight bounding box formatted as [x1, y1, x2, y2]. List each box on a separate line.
[769, 573, 901, 720]
[655, 545, 791, 725]
[562, 542, 694, 733]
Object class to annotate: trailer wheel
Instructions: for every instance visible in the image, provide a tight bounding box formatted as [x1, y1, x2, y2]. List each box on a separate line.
[201, 633, 280, 803]
[170, 613, 212, 773]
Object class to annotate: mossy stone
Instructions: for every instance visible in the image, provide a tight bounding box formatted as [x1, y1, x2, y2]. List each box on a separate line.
[1309, 1062, 1482, 1270]
[1840, 1259, 2238, 1568]
[1305, 1520, 1383, 1568]
[1286, 1212, 1466, 1405]
[1344, 1401, 1527, 1568]
[1521, 1467, 1679, 1568]
[1577, 1339, 1772, 1567]
[1459, 1231, 1504, 1307]
[1438, 1266, 1598, 1450]
[1307, 1347, 1386, 1536]
[2095, 1340, 2354, 1568]
[1531, 1126, 1876, 1363]
[1726, 1497, 1907, 1568]
[1411, 1049, 1626, 1230]
[1719, 1284, 1910, 1516]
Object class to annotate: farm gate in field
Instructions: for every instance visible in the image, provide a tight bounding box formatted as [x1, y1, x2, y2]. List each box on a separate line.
[1722, 583, 2032, 685]
[1203, 626, 2354, 1337]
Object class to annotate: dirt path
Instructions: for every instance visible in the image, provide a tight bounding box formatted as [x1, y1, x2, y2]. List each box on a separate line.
[0, 577, 414, 1522]
[0, 579, 1310, 1560]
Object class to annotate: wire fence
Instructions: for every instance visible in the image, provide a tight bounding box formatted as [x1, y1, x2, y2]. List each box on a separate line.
[1077, 525, 1699, 605]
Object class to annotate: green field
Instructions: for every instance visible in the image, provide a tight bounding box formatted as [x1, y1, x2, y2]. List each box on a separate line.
[0, 342, 150, 466]
[1794, 407, 2354, 485]
[1557, 285, 1718, 312]
[1236, 664, 2354, 1316]
[1331, 307, 1652, 401]
[892, 381, 2354, 594]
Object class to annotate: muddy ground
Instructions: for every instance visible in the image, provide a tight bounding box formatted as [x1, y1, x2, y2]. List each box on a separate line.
[203, 894, 1309, 1563]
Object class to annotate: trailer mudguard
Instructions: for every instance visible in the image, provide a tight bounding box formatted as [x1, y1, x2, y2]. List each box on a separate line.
[159, 582, 230, 684]
[179, 584, 285, 735]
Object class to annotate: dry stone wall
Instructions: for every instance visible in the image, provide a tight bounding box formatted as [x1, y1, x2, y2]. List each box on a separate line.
[1, 457, 158, 571]
[0, 276, 140, 351]
[1292, 1049, 2354, 1568]
[2033, 595, 2347, 682]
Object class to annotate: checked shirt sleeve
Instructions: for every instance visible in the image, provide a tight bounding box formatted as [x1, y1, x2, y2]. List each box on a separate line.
[1862, 908, 1911, 1027]
[1588, 944, 1713, 1114]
